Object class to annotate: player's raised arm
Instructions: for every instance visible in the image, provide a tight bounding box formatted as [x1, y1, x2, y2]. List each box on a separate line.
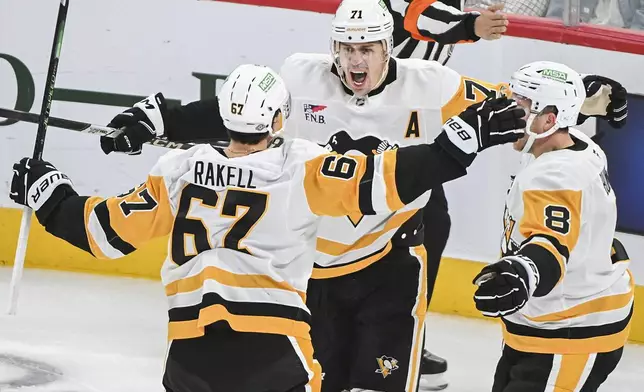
[304, 97, 526, 217]
[437, 61, 629, 131]
[394, 0, 508, 43]
[9, 153, 180, 259]
[100, 94, 228, 155]
[440, 69, 511, 122]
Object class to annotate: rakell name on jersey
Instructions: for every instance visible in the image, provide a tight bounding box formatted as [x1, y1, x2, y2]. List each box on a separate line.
[193, 161, 256, 189]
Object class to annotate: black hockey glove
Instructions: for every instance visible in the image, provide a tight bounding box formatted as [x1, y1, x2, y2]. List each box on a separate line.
[101, 93, 167, 155]
[472, 255, 540, 318]
[610, 237, 629, 264]
[577, 75, 628, 129]
[436, 97, 526, 167]
[10, 158, 78, 225]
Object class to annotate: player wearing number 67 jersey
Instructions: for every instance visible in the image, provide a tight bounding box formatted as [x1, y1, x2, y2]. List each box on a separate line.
[9, 64, 525, 392]
[472, 62, 633, 392]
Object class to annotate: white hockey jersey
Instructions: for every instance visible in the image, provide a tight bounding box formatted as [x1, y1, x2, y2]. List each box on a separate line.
[74, 138, 459, 342]
[280, 53, 508, 278]
[501, 129, 633, 355]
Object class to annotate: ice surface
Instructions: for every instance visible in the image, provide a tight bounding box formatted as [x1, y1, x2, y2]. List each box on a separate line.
[0, 267, 641, 391]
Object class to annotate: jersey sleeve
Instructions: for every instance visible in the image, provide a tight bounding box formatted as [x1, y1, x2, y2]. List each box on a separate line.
[440, 74, 511, 122]
[514, 169, 583, 297]
[279, 53, 332, 94]
[43, 150, 188, 259]
[80, 175, 174, 259]
[302, 142, 469, 217]
[397, 0, 480, 44]
[163, 98, 229, 143]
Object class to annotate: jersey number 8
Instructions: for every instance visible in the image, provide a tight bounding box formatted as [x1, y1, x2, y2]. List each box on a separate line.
[544, 205, 571, 235]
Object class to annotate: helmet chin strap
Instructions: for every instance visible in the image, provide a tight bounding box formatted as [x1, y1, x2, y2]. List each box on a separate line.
[370, 56, 390, 90]
[520, 113, 561, 154]
[520, 113, 538, 154]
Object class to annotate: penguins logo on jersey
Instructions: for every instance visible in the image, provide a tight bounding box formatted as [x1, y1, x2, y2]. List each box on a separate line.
[501, 205, 519, 257]
[321, 130, 399, 156]
[375, 355, 399, 378]
[320, 130, 399, 226]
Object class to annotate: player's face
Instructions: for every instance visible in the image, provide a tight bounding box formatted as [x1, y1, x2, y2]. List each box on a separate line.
[511, 94, 558, 152]
[338, 41, 388, 96]
[511, 94, 533, 151]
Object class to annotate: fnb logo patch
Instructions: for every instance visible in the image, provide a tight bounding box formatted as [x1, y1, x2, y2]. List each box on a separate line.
[304, 104, 327, 124]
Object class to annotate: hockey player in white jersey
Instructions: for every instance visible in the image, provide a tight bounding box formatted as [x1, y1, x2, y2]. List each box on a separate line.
[10, 64, 526, 392]
[276, 3, 514, 391]
[472, 61, 633, 392]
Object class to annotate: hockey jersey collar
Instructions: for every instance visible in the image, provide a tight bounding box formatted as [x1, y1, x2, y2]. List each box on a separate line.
[566, 135, 588, 151]
[331, 58, 398, 98]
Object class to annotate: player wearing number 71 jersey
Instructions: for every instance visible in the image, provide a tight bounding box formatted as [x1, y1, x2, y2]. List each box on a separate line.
[9, 64, 525, 392]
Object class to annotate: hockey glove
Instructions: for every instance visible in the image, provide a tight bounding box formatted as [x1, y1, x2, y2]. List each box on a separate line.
[610, 237, 629, 264]
[10, 158, 77, 225]
[472, 255, 540, 317]
[577, 75, 628, 129]
[436, 97, 526, 167]
[100, 93, 167, 155]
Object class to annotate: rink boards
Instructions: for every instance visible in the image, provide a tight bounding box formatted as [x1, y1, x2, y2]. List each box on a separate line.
[1, 207, 642, 344]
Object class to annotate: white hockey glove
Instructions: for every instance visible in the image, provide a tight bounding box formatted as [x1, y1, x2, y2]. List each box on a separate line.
[10, 158, 77, 224]
[436, 97, 526, 167]
[578, 75, 628, 129]
[101, 93, 167, 155]
[472, 255, 540, 317]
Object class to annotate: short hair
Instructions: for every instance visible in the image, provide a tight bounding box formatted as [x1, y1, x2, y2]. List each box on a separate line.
[225, 108, 281, 145]
[226, 130, 270, 145]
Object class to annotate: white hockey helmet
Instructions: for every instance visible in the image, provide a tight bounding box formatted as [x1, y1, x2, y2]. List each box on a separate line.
[218, 64, 291, 136]
[509, 61, 586, 153]
[330, 0, 394, 56]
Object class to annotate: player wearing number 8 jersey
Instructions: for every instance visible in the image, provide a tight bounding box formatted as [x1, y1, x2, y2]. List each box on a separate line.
[9, 64, 525, 392]
[472, 62, 633, 392]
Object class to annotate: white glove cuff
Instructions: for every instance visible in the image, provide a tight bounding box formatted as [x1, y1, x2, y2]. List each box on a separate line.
[503, 255, 540, 298]
[27, 170, 73, 211]
[134, 93, 165, 137]
[442, 116, 479, 154]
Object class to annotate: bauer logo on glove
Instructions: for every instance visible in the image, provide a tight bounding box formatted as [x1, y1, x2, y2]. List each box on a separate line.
[436, 97, 526, 167]
[10, 158, 77, 224]
[28, 169, 72, 210]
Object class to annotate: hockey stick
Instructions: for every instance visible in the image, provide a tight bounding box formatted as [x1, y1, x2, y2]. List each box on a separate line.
[0, 108, 229, 150]
[0, 107, 230, 149]
[7, 0, 70, 315]
[0, 106, 127, 137]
